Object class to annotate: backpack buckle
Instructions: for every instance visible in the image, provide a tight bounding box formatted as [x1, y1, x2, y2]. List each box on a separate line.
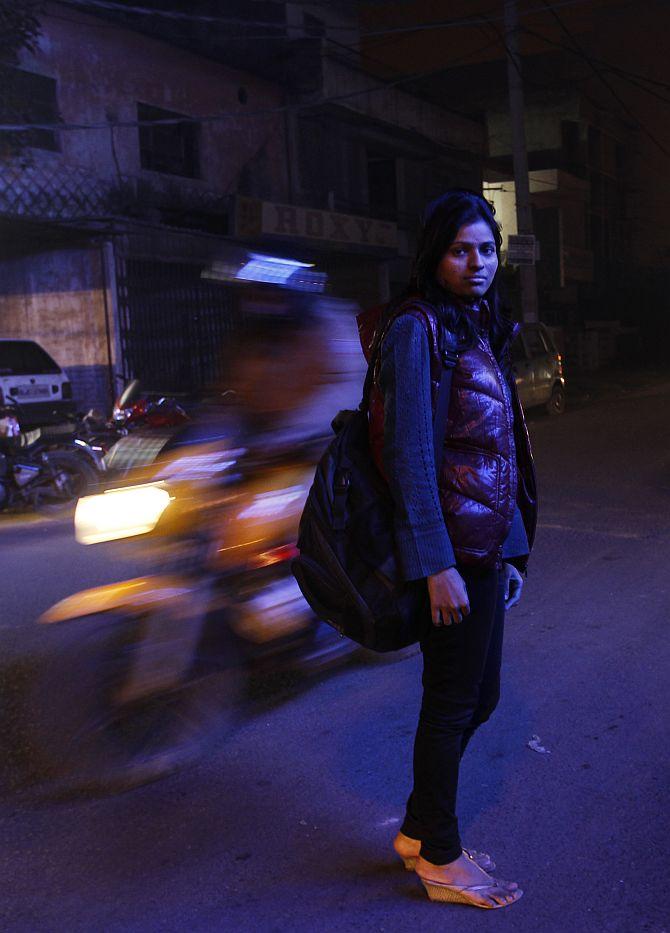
[441, 346, 458, 368]
[334, 469, 351, 491]
[333, 469, 350, 531]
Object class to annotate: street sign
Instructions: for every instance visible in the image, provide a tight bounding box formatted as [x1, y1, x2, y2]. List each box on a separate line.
[507, 233, 537, 265]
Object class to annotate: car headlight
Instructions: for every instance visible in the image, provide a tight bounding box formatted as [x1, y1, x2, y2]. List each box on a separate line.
[75, 483, 173, 545]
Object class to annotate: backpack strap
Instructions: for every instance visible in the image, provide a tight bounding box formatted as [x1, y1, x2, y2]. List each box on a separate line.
[358, 304, 406, 411]
[359, 301, 444, 410]
[359, 303, 458, 477]
[433, 329, 458, 475]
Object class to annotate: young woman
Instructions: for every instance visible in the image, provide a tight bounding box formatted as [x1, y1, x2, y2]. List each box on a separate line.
[369, 189, 537, 909]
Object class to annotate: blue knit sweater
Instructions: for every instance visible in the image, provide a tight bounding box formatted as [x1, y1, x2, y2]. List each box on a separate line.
[379, 315, 529, 582]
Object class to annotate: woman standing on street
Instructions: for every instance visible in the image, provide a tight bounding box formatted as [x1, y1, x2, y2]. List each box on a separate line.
[369, 189, 537, 909]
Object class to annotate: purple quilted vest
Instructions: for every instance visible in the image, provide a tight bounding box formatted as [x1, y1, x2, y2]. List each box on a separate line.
[363, 298, 529, 568]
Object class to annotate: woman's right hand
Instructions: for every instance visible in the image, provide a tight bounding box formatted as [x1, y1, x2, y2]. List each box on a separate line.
[427, 567, 470, 626]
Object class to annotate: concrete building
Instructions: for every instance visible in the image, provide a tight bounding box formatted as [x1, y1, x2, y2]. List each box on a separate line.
[482, 79, 632, 329]
[0, 1, 485, 412]
[359, 0, 670, 362]
[0, 2, 289, 409]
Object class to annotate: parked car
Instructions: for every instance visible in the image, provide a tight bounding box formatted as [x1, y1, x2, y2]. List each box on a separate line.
[0, 339, 75, 428]
[512, 323, 566, 415]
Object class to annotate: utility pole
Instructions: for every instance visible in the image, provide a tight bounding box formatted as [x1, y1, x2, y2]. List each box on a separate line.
[504, 0, 539, 323]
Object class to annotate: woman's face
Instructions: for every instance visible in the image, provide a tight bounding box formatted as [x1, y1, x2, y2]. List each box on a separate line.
[436, 219, 498, 300]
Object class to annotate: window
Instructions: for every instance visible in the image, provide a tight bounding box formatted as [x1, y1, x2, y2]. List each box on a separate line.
[303, 13, 326, 37]
[0, 67, 59, 151]
[587, 126, 601, 169]
[137, 103, 199, 178]
[511, 337, 526, 364]
[523, 327, 548, 357]
[561, 120, 581, 165]
[615, 143, 626, 178]
[540, 326, 558, 354]
[367, 153, 397, 218]
[297, 115, 330, 206]
[0, 341, 61, 376]
[590, 213, 602, 253]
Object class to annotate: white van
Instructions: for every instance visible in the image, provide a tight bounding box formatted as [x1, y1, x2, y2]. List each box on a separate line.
[0, 339, 75, 427]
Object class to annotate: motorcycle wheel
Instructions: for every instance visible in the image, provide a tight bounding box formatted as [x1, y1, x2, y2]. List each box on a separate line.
[28, 610, 242, 795]
[31, 451, 97, 514]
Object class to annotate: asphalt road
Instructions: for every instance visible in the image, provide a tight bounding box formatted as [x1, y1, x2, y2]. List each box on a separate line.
[1, 383, 669, 933]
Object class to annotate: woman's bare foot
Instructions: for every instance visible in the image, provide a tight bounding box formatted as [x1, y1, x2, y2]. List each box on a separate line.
[416, 852, 522, 909]
[393, 831, 420, 866]
[393, 832, 495, 872]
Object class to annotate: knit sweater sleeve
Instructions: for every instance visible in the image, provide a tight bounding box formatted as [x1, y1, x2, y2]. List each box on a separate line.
[379, 315, 456, 581]
[502, 505, 529, 559]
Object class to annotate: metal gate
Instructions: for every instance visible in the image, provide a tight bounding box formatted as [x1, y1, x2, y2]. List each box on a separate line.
[115, 256, 238, 392]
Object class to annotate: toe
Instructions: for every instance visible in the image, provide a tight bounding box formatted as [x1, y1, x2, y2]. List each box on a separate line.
[495, 877, 519, 892]
[489, 883, 523, 907]
[484, 889, 509, 908]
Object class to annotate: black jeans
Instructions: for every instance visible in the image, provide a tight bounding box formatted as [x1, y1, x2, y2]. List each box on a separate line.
[400, 566, 506, 865]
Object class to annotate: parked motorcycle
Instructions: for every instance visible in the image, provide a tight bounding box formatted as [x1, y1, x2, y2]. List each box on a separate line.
[76, 408, 125, 457]
[0, 400, 101, 513]
[28, 419, 353, 793]
[76, 380, 190, 464]
[111, 379, 189, 432]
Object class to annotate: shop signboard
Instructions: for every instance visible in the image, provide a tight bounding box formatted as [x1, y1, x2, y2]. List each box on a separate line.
[235, 196, 398, 250]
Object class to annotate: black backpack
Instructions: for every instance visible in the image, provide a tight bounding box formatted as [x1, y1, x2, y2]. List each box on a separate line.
[291, 309, 458, 652]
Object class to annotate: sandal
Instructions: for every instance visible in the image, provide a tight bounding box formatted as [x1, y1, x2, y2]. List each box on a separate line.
[393, 833, 495, 873]
[419, 875, 523, 910]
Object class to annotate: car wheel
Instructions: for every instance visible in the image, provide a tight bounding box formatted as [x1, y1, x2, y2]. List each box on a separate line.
[546, 385, 566, 416]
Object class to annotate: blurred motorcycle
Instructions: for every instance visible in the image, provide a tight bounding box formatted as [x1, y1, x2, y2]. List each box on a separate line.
[28, 249, 369, 794]
[28, 424, 353, 794]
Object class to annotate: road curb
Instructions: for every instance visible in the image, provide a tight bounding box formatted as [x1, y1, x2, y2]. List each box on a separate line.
[0, 515, 73, 542]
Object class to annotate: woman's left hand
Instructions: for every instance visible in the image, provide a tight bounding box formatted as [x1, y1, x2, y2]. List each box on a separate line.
[503, 562, 524, 610]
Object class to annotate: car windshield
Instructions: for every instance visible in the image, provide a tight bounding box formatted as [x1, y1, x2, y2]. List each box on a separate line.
[0, 341, 61, 376]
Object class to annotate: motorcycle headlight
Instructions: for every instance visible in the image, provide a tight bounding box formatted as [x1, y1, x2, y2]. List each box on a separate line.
[75, 483, 173, 545]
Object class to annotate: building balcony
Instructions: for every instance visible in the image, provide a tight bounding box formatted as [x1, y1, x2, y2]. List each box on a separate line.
[0, 158, 231, 234]
[319, 48, 484, 155]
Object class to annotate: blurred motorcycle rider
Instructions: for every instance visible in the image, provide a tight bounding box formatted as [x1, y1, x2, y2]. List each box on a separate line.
[224, 285, 365, 454]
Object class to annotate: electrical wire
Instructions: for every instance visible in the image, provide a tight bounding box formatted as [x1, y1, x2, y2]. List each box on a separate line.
[520, 24, 670, 103]
[56, 0, 598, 39]
[322, 30, 504, 113]
[538, 0, 670, 157]
[44, 5, 502, 116]
[9, 0, 666, 157]
[0, 10, 510, 138]
[0, 39, 494, 138]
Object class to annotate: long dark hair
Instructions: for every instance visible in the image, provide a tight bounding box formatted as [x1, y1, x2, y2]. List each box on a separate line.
[401, 188, 512, 352]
